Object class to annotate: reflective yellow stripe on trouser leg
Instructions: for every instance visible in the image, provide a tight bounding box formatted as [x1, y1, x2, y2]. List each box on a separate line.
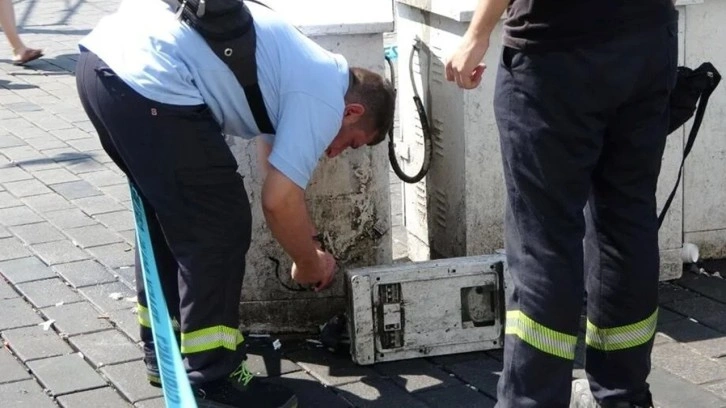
[181, 326, 245, 354]
[505, 310, 578, 360]
[586, 309, 658, 352]
[137, 303, 152, 328]
[137, 304, 180, 331]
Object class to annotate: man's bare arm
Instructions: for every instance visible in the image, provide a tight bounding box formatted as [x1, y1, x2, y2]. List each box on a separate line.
[466, 0, 510, 41]
[261, 166, 322, 283]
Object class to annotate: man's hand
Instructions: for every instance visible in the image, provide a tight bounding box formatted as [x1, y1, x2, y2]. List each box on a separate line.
[444, 0, 508, 90]
[445, 35, 489, 90]
[291, 249, 337, 292]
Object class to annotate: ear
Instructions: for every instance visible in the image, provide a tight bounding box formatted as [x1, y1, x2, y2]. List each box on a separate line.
[343, 103, 366, 124]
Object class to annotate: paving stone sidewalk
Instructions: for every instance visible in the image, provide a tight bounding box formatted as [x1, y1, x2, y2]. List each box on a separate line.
[2, 1, 726, 407]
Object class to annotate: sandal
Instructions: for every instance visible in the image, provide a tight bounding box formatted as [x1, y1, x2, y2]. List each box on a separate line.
[12, 48, 43, 66]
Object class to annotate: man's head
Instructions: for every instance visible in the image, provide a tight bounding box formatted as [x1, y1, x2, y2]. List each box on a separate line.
[325, 67, 396, 158]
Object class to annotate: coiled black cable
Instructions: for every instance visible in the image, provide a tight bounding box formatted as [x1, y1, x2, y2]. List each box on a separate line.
[386, 39, 432, 184]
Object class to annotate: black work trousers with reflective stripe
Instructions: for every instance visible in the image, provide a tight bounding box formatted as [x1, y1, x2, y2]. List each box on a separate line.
[494, 20, 678, 407]
[75, 49, 251, 385]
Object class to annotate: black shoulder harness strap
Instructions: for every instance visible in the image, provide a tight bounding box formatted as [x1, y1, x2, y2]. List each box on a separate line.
[659, 62, 721, 228]
[175, 0, 275, 135]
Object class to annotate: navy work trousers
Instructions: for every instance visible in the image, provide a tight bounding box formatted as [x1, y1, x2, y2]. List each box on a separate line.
[494, 20, 678, 407]
[75, 49, 251, 384]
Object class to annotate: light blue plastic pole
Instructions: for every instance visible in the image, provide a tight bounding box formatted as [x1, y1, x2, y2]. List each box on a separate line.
[129, 183, 197, 408]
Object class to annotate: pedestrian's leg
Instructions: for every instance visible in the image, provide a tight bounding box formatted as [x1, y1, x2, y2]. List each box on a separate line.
[584, 21, 677, 405]
[494, 46, 606, 408]
[0, 0, 41, 64]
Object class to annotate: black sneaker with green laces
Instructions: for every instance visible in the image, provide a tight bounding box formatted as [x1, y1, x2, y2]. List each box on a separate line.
[144, 355, 297, 408]
[195, 362, 297, 408]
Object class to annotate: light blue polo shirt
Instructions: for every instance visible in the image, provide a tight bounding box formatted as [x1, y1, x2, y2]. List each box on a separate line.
[79, 0, 350, 188]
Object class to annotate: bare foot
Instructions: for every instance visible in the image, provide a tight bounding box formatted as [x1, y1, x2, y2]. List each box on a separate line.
[12, 47, 43, 66]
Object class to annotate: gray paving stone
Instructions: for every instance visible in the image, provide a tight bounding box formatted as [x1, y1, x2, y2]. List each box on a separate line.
[667, 296, 726, 332]
[94, 210, 135, 232]
[245, 350, 302, 378]
[25, 136, 68, 150]
[658, 318, 726, 358]
[10, 222, 65, 244]
[95, 153, 116, 164]
[0, 191, 22, 208]
[45, 208, 97, 229]
[81, 169, 127, 188]
[101, 360, 162, 403]
[2, 325, 73, 362]
[0, 276, 18, 299]
[0, 347, 32, 383]
[22, 192, 74, 213]
[657, 307, 685, 326]
[0, 206, 43, 226]
[3, 179, 53, 197]
[649, 367, 726, 408]
[705, 380, 726, 401]
[65, 224, 124, 249]
[0, 133, 25, 148]
[443, 354, 502, 398]
[66, 158, 107, 174]
[654, 332, 676, 346]
[678, 274, 726, 305]
[0, 256, 55, 284]
[415, 384, 496, 408]
[57, 387, 132, 408]
[0, 224, 10, 238]
[0, 297, 43, 330]
[42, 301, 113, 336]
[73, 195, 126, 216]
[25, 114, 73, 133]
[107, 308, 142, 343]
[27, 353, 107, 396]
[51, 180, 103, 200]
[32, 240, 90, 265]
[87, 243, 136, 270]
[53, 260, 118, 288]
[80, 281, 136, 312]
[120, 230, 136, 244]
[52, 128, 92, 142]
[2, 146, 46, 163]
[134, 397, 165, 408]
[289, 348, 380, 386]
[101, 184, 132, 203]
[69, 329, 143, 368]
[0, 237, 31, 261]
[0, 166, 33, 183]
[429, 351, 492, 366]
[652, 342, 726, 385]
[0, 380, 57, 408]
[114, 265, 134, 287]
[374, 358, 459, 393]
[335, 377, 429, 408]
[267, 370, 352, 408]
[32, 168, 80, 185]
[65, 137, 103, 153]
[16, 278, 83, 308]
[44, 149, 91, 164]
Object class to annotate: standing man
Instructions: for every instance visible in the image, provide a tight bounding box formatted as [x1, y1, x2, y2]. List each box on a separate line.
[75, 0, 395, 407]
[445, 0, 677, 407]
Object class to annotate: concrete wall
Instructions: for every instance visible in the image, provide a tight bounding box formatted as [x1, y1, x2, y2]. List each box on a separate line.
[225, 6, 394, 332]
[682, 0, 726, 259]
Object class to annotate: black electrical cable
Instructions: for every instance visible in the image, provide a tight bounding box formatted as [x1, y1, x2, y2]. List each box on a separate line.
[386, 39, 433, 184]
